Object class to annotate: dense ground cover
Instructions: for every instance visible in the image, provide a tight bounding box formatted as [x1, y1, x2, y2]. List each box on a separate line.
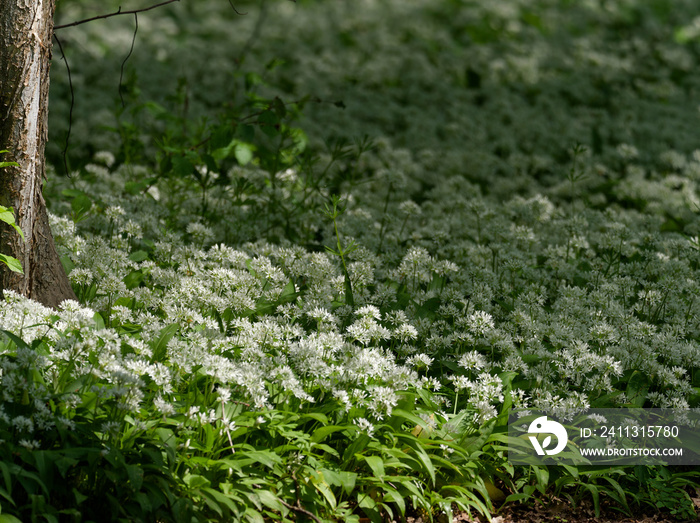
[3, 0, 700, 520]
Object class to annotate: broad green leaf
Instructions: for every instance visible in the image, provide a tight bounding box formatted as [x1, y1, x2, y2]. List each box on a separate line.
[126, 464, 144, 491]
[320, 468, 357, 496]
[60, 255, 75, 275]
[243, 450, 282, 469]
[360, 455, 385, 480]
[382, 487, 406, 516]
[244, 509, 264, 523]
[626, 371, 650, 407]
[0, 206, 24, 240]
[183, 473, 211, 490]
[1, 329, 30, 350]
[357, 492, 381, 523]
[234, 142, 254, 165]
[310, 470, 336, 509]
[123, 269, 144, 289]
[279, 279, 297, 302]
[93, 312, 105, 330]
[201, 488, 240, 516]
[129, 250, 149, 262]
[73, 488, 89, 505]
[413, 447, 436, 487]
[172, 155, 194, 177]
[71, 194, 92, 217]
[55, 456, 79, 478]
[151, 324, 178, 362]
[256, 490, 284, 512]
[0, 254, 22, 274]
[532, 465, 549, 493]
[391, 408, 430, 432]
[311, 425, 348, 443]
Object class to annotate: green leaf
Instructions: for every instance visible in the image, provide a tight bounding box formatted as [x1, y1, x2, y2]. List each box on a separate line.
[357, 492, 381, 523]
[0, 461, 12, 494]
[343, 272, 354, 307]
[123, 269, 144, 289]
[675, 27, 694, 44]
[258, 110, 279, 138]
[532, 465, 549, 494]
[0, 515, 24, 523]
[71, 194, 92, 217]
[409, 444, 436, 487]
[73, 488, 89, 505]
[243, 450, 282, 469]
[391, 409, 430, 432]
[320, 468, 357, 496]
[361, 455, 385, 480]
[272, 97, 287, 119]
[311, 474, 336, 509]
[1, 329, 30, 350]
[151, 324, 178, 362]
[60, 255, 75, 275]
[626, 371, 650, 407]
[55, 456, 78, 478]
[0, 254, 22, 274]
[382, 487, 406, 517]
[128, 250, 149, 262]
[244, 509, 264, 523]
[212, 139, 237, 161]
[0, 150, 18, 170]
[256, 490, 284, 512]
[172, 155, 195, 177]
[201, 488, 240, 516]
[234, 142, 254, 166]
[203, 154, 218, 174]
[300, 412, 328, 424]
[183, 473, 211, 490]
[93, 312, 105, 330]
[126, 464, 144, 491]
[311, 425, 348, 443]
[0, 206, 24, 240]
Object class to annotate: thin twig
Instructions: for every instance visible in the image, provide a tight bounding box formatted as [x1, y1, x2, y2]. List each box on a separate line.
[235, 0, 267, 69]
[278, 471, 322, 523]
[52, 33, 74, 178]
[53, 0, 180, 31]
[279, 499, 322, 523]
[119, 13, 138, 108]
[227, 0, 247, 16]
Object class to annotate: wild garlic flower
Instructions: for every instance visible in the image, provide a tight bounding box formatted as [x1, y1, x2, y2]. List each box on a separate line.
[18, 439, 41, 451]
[464, 311, 495, 336]
[458, 351, 487, 371]
[406, 353, 433, 370]
[366, 386, 399, 421]
[353, 417, 375, 437]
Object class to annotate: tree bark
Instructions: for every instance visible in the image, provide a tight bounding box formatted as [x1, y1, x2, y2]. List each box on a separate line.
[0, 0, 77, 308]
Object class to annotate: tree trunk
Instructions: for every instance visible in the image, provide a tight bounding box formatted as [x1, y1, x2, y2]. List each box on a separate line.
[0, 0, 77, 308]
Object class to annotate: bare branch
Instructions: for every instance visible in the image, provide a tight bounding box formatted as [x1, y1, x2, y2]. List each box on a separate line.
[52, 33, 74, 177]
[119, 13, 139, 108]
[54, 0, 180, 31]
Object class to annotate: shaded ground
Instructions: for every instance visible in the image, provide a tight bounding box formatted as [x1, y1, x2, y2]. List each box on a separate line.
[392, 491, 700, 523]
[485, 502, 700, 523]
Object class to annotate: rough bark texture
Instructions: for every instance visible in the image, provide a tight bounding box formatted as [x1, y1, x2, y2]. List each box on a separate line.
[0, 0, 77, 308]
